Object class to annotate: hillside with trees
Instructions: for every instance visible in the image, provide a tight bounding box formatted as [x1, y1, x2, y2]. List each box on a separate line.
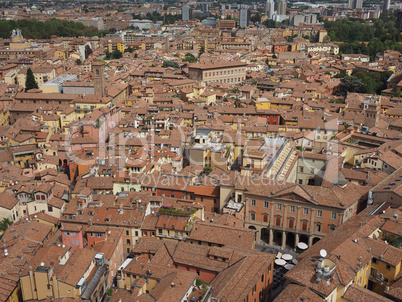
[323, 13, 402, 60]
[0, 18, 101, 39]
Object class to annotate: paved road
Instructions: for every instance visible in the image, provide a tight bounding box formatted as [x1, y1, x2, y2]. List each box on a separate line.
[255, 242, 302, 300]
[255, 242, 300, 258]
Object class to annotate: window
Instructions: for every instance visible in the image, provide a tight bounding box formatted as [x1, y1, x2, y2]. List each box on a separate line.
[303, 208, 309, 215]
[47, 284, 51, 291]
[158, 229, 162, 235]
[317, 210, 322, 217]
[264, 201, 269, 208]
[289, 219, 295, 229]
[251, 199, 256, 206]
[386, 264, 391, 270]
[48, 205, 53, 212]
[372, 258, 378, 264]
[316, 223, 322, 232]
[250, 213, 256, 221]
[331, 212, 337, 219]
[277, 204, 282, 210]
[263, 215, 268, 223]
[299, 179, 303, 184]
[302, 220, 308, 231]
[275, 216, 281, 226]
[329, 225, 336, 233]
[300, 167, 304, 173]
[290, 206, 295, 213]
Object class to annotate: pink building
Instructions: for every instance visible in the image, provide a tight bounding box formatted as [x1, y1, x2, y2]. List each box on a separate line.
[61, 223, 84, 252]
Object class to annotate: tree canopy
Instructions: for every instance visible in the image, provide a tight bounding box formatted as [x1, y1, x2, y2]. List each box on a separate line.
[323, 13, 402, 60]
[162, 61, 180, 69]
[105, 49, 123, 60]
[182, 53, 198, 63]
[0, 218, 12, 232]
[25, 68, 39, 92]
[337, 70, 393, 95]
[0, 18, 102, 39]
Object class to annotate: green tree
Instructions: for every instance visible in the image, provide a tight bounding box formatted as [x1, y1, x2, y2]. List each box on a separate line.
[112, 49, 123, 59]
[198, 45, 205, 56]
[334, 69, 347, 78]
[162, 61, 180, 68]
[0, 217, 12, 232]
[338, 76, 364, 95]
[183, 53, 198, 63]
[263, 19, 277, 28]
[25, 67, 38, 92]
[250, 13, 261, 24]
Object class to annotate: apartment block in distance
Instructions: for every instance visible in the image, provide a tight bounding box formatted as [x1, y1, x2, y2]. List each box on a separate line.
[188, 61, 247, 86]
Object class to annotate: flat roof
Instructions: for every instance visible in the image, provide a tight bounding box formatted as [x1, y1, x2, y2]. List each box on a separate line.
[188, 61, 247, 70]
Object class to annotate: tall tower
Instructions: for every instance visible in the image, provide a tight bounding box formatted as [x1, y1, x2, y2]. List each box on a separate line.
[239, 6, 250, 28]
[265, 0, 275, 19]
[383, 0, 390, 12]
[349, 0, 363, 9]
[365, 103, 380, 129]
[92, 62, 105, 97]
[277, 0, 287, 15]
[182, 5, 192, 21]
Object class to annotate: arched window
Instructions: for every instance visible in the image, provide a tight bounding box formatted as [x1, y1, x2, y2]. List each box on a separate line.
[288, 217, 295, 229]
[275, 215, 282, 226]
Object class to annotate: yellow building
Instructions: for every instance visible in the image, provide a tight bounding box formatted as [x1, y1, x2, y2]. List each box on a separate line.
[0, 108, 10, 125]
[41, 114, 61, 135]
[57, 106, 78, 129]
[20, 248, 105, 302]
[108, 42, 125, 54]
[13, 67, 56, 89]
[199, 90, 216, 105]
[281, 214, 401, 302]
[367, 237, 402, 295]
[254, 97, 271, 110]
[54, 49, 68, 62]
[71, 95, 113, 118]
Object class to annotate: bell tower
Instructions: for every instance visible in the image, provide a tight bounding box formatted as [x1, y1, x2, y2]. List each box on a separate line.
[365, 103, 380, 129]
[92, 62, 105, 97]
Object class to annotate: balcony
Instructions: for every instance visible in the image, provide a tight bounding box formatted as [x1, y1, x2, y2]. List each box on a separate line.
[157, 233, 187, 240]
[369, 273, 384, 284]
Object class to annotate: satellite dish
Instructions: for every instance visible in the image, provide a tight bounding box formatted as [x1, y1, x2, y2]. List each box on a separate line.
[320, 249, 327, 258]
[40, 262, 45, 266]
